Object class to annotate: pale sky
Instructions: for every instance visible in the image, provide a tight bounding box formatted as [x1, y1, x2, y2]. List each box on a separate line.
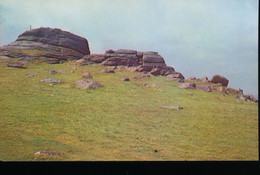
[0, 0, 258, 98]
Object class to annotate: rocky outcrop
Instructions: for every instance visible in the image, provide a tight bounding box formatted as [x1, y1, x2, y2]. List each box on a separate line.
[210, 74, 229, 87]
[16, 27, 90, 55]
[1, 27, 90, 64]
[80, 49, 183, 78]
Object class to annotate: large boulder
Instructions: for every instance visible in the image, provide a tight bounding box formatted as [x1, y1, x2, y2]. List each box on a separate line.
[210, 74, 229, 87]
[1, 27, 90, 63]
[16, 27, 90, 55]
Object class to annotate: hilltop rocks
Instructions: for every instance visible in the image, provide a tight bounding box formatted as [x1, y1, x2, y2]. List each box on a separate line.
[201, 77, 208, 82]
[79, 49, 183, 79]
[16, 27, 90, 55]
[1, 27, 90, 63]
[82, 54, 106, 63]
[142, 52, 166, 66]
[210, 74, 229, 87]
[75, 79, 104, 89]
[102, 49, 139, 67]
[186, 76, 196, 81]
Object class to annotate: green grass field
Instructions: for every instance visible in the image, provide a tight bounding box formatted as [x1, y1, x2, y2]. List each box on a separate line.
[0, 58, 258, 161]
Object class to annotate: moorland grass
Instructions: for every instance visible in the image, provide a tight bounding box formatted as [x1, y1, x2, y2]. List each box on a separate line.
[0, 59, 258, 161]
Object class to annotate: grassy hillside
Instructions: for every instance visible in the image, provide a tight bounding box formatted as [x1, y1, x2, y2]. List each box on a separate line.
[0, 58, 258, 161]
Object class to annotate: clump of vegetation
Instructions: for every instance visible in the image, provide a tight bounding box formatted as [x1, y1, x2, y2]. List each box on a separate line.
[0, 60, 258, 161]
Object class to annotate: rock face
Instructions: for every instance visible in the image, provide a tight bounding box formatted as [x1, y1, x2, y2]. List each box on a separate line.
[1, 27, 90, 64]
[16, 27, 90, 55]
[210, 75, 229, 87]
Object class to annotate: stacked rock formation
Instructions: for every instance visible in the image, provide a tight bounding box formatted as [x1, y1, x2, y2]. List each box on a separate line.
[0, 27, 90, 64]
[80, 49, 184, 79]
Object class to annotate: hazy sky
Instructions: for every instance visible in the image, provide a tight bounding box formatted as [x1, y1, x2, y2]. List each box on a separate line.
[0, 0, 258, 98]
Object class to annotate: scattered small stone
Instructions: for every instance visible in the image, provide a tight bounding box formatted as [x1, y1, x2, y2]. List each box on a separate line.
[151, 84, 159, 87]
[41, 77, 62, 83]
[197, 84, 213, 92]
[100, 69, 115, 73]
[51, 94, 54, 96]
[217, 87, 227, 93]
[81, 72, 92, 79]
[49, 69, 57, 75]
[158, 88, 163, 92]
[34, 151, 60, 156]
[70, 70, 74, 73]
[201, 77, 208, 82]
[75, 79, 104, 89]
[71, 67, 77, 70]
[58, 70, 66, 73]
[26, 73, 36, 77]
[121, 78, 130, 81]
[178, 83, 196, 89]
[186, 76, 196, 81]
[49, 83, 56, 86]
[161, 106, 183, 110]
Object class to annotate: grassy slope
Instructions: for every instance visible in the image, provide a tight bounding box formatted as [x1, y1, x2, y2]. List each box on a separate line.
[0, 58, 258, 161]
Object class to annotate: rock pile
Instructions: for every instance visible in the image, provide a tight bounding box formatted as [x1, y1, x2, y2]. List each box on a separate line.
[81, 49, 184, 79]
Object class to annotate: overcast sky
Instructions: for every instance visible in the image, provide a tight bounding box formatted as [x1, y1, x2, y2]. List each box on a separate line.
[0, 0, 258, 98]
